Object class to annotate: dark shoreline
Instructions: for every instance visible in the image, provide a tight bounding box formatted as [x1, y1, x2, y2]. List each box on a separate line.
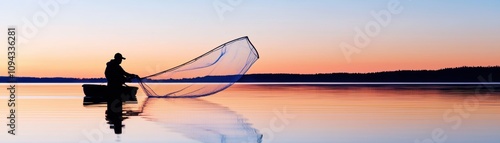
[1, 66, 499, 83]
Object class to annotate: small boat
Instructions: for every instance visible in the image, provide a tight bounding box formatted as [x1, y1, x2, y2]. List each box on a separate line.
[82, 84, 138, 105]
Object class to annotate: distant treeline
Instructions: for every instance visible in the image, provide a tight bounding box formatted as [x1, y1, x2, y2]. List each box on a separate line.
[239, 66, 500, 82]
[1, 66, 499, 83]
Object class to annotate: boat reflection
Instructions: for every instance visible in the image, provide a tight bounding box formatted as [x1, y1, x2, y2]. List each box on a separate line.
[84, 97, 263, 143]
[83, 103, 130, 135]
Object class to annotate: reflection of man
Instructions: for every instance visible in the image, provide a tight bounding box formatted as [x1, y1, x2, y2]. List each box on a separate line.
[104, 53, 137, 134]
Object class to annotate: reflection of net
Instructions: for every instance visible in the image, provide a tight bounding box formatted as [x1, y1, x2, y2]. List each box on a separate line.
[142, 98, 262, 143]
[139, 36, 259, 98]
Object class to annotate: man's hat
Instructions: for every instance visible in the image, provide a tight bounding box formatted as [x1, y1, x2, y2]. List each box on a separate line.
[114, 53, 126, 60]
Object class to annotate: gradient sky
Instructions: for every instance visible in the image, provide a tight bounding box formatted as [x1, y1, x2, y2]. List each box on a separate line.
[1, 0, 499, 78]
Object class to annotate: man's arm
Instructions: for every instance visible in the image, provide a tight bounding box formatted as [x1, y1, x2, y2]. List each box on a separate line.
[118, 65, 138, 78]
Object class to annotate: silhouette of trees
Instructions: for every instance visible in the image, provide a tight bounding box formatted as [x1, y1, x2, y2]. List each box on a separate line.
[1, 66, 499, 82]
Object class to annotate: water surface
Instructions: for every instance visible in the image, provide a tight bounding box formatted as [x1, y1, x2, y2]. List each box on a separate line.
[1, 83, 499, 143]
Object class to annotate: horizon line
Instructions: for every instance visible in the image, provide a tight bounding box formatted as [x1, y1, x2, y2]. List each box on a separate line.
[1, 82, 500, 85]
[1, 65, 499, 79]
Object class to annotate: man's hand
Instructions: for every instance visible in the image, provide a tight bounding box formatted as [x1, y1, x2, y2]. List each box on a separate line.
[132, 74, 140, 79]
[125, 74, 139, 82]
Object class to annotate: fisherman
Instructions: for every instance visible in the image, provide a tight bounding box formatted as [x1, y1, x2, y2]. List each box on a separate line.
[104, 53, 138, 133]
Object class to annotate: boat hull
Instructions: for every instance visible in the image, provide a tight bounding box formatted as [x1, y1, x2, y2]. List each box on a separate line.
[82, 84, 138, 105]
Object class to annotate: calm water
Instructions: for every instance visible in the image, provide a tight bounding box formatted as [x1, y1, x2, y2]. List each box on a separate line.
[1, 83, 500, 143]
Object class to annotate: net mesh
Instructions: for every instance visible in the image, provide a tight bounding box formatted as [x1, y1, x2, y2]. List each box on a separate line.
[139, 36, 259, 98]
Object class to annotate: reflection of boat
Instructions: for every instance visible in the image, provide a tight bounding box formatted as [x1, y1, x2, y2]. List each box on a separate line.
[82, 84, 138, 105]
[141, 98, 263, 143]
[82, 101, 133, 135]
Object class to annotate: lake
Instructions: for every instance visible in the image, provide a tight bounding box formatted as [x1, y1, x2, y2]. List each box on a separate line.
[1, 83, 499, 143]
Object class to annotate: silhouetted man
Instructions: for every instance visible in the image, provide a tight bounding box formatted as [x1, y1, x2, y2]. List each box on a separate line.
[105, 53, 137, 87]
[104, 53, 137, 134]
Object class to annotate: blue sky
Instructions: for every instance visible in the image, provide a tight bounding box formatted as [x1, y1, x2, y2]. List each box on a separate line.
[1, 0, 500, 77]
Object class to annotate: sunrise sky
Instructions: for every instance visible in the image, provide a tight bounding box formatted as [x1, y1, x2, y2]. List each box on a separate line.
[1, 0, 499, 78]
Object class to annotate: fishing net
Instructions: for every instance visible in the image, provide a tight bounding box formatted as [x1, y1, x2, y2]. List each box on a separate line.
[139, 36, 259, 98]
